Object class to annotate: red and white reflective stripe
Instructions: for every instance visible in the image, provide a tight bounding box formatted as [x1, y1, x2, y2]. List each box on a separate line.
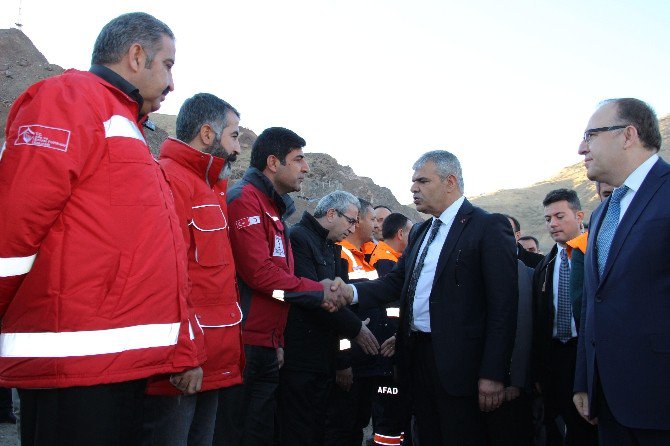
[272, 290, 285, 301]
[0, 142, 6, 161]
[374, 433, 402, 445]
[0, 254, 37, 277]
[190, 205, 228, 231]
[339, 339, 351, 351]
[0, 322, 182, 358]
[103, 115, 146, 143]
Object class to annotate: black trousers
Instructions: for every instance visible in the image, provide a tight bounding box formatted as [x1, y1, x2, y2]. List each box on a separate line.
[18, 380, 146, 446]
[324, 375, 377, 446]
[236, 345, 280, 446]
[482, 391, 533, 446]
[544, 339, 598, 446]
[595, 379, 670, 445]
[212, 384, 245, 446]
[277, 369, 332, 446]
[370, 375, 408, 444]
[410, 334, 486, 446]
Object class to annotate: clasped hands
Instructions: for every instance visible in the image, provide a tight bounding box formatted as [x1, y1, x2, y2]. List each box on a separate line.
[319, 277, 354, 312]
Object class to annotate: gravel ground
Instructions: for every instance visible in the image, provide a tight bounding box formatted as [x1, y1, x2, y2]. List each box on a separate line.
[0, 424, 17, 446]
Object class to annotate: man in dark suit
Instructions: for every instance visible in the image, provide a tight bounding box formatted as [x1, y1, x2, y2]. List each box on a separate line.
[344, 150, 518, 445]
[574, 98, 670, 445]
[506, 215, 544, 268]
[532, 189, 597, 446]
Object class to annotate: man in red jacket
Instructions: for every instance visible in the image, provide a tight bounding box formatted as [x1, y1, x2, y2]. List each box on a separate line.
[141, 93, 245, 445]
[227, 127, 348, 445]
[0, 13, 204, 446]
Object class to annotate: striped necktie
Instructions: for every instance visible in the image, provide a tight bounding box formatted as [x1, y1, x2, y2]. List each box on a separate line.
[596, 185, 629, 277]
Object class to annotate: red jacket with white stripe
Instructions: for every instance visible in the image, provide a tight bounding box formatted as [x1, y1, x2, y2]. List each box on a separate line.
[146, 138, 244, 394]
[226, 168, 325, 348]
[0, 70, 204, 389]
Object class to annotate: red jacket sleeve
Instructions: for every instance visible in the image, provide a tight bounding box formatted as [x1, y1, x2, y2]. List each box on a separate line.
[227, 189, 323, 301]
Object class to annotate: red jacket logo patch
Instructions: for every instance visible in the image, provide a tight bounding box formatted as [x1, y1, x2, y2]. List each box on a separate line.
[15, 124, 71, 152]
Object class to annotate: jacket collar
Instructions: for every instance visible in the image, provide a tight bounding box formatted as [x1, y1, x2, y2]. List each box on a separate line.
[242, 167, 296, 221]
[159, 138, 226, 188]
[376, 240, 402, 260]
[89, 64, 145, 120]
[298, 211, 330, 242]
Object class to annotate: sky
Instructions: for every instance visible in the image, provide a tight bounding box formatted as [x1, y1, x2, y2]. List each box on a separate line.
[3, 0, 670, 204]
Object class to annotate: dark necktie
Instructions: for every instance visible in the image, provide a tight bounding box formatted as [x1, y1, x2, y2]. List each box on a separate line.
[556, 248, 572, 342]
[406, 218, 443, 330]
[596, 185, 629, 277]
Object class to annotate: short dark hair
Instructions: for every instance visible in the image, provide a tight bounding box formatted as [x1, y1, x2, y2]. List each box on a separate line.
[176, 93, 239, 143]
[382, 213, 410, 240]
[358, 198, 374, 218]
[505, 214, 520, 232]
[92, 12, 174, 66]
[250, 127, 306, 171]
[605, 98, 662, 151]
[374, 205, 392, 213]
[519, 235, 539, 248]
[542, 188, 581, 211]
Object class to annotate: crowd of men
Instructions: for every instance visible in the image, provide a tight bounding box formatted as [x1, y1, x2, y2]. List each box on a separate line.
[0, 11, 668, 446]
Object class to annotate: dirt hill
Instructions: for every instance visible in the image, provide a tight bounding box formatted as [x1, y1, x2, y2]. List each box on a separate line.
[2, 27, 668, 238]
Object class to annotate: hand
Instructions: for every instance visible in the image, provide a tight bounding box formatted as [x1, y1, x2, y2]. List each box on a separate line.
[354, 318, 380, 355]
[320, 278, 345, 312]
[170, 367, 203, 395]
[573, 392, 598, 425]
[276, 347, 284, 369]
[478, 378, 504, 412]
[336, 367, 353, 392]
[504, 386, 520, 402]
[380, 335, 396, 357]
[533, 382, 542, 395]
[333, 277, 354, 304]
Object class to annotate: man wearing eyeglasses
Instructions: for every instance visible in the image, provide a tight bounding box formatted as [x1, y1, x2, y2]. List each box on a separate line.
[574, 98, 670, 445]
[279, 191, 379, 445]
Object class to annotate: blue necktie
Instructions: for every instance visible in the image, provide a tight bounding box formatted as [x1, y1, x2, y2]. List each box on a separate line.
[556, 248, 572, 342]
[406, 218, 443, 329]
[596, 185, 629, 277]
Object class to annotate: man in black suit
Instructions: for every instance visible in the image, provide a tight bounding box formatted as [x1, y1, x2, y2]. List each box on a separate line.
[343, 150, 518, 445]
[507, 215, 544, 268]
[532, 188, 597, 446]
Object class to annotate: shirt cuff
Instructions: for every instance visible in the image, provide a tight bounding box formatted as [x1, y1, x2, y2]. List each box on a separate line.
[351, 284, 358, 304]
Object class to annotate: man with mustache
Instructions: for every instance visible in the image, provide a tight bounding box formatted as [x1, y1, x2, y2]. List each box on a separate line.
[0, 13, 203, 445]
[226, 127, 348, 445]
[141, 93, 245, 446]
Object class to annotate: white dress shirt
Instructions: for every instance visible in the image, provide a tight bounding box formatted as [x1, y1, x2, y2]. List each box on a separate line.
[618, 153, 659, 220]
[411, 196, 465, 332]
[551, 244, 577, 339]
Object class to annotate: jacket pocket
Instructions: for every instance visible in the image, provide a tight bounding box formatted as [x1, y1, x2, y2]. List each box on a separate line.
[107, 141, 161, 206]
[196, 302, 243, 328]
[97, 250, 133, 318]
[191, 205, 229, 267]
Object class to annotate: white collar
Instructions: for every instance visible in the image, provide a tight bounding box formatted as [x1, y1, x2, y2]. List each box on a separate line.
[623, 153, 659, 193]
[435, 195, 465, 226]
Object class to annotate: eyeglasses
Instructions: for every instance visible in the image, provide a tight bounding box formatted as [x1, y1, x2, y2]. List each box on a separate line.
[583, 125, 628, 144]
[336, 210, 358, 226]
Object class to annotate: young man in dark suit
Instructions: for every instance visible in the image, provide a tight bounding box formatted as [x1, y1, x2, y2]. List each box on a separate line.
[575, 98, 670, 445]
[342, 150, 518, 445]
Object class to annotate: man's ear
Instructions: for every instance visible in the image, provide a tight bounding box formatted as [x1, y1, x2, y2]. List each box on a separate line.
[266, 155, 279, 173]
[623, 125, 640, 148]
[127, 43, 145, 73]
[576, 210, 585, 222]
[198, 124, 216, 146]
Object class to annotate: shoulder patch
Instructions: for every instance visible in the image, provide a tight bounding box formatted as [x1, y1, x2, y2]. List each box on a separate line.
[235, 216, 261, 229]
[14, 124, 71, 152]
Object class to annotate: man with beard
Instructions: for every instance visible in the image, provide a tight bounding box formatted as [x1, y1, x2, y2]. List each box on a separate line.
[142, 93, 245, 446]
